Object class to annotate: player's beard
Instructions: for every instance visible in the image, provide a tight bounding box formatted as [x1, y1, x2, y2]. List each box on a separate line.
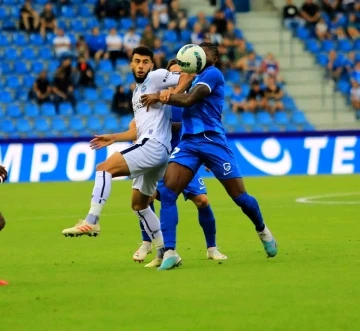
[132, 69, 151, 84]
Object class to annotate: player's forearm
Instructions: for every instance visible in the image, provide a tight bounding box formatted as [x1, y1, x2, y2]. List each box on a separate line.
[166, 93, 192, 107]
[111, 129, 137, 142]
[172, 73, 195, 94]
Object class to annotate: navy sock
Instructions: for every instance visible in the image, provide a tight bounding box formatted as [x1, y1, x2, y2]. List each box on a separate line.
[198, 205, 216, 248]
[149, 201, 155, 213]
[159, 186, 179, 249]
[233, 193, 265, 232]
[139, 220, 152, 242]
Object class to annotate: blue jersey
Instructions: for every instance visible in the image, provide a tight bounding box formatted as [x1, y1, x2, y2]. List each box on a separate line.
[171, 106, 182, 151]
[181, 66, 226, 136]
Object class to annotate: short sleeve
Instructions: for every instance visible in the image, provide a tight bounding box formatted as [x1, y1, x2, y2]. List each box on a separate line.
[150, 69, 180, 89]
[195, 67, 222, 93]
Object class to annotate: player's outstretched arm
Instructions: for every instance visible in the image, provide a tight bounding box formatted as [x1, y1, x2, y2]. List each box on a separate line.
[89, 127, 137, 150]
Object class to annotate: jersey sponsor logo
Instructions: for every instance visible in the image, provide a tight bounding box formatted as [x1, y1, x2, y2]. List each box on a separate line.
[141, 84, 147, 92]
[235, 138, 292, 175]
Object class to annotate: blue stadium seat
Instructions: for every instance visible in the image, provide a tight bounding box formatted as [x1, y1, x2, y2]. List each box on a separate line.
[88, 116, 103, 131]
[268, 124, 281, 132]
[39, 46, 53, 60]
[57, 19, 68, 30]
[285, 123, 298, 131]
[0, 62, 12, 75]
[71, 19, 86, 33]
[103, 18, 117, 29]
[291, 111, 307, 125]
[21, 47, 37, 60]
[7, 104, 22, 118]
[163, 30, 178, 43]
[256, 112, 273, 126]
[99, 60, 113, 73]
[305, 39, 320, 54]
[59, 102, 74, 116]
[95, 75, 106, 86]
[295, 26, 310, 41]
[41, 103, 57, 116]
[224, 113, 240, 126]
[14, 61, 28, 75]
[251, 124, 265, 132]
[34, 118, 50, 133]
[61, 6, 76, 18]
[69, 116, 85, 131]
[354, 39, 360, 51]
[303, 123, 315, 131]
[6, 75, 21, 89]
[87, 18, 99, 29]
[316, 53, 329, 67]
[274, 112, 289, 125]
[17, 118, 32, 134]
[338, 39, 353, 53]
[93, 102, 109, 115]
[52, 116, 67, 132]
[84, 88, 99, 101]
[3, 19, 17, 31]
[31, 61, 45, 74]
[180, 30, 192, 43]
[136, 17, 150, 29]
[0, 91, 13, 103]
[48, 60, 59, 74]
[29, 34, 44, 46]
[76, 102, 92, 116]
[78, 6, 91, 17]
[116, 58, 128, 67]
[101, 87, 114, 101]
[1, 119, 15, 134]
[109, 73, 122, 86]
[119, 18, 133, 30]
[24, 103, 40, 117]
[0, 8, 7, 21]
[240, 112, 256, 126]
[0, 106, 4, 118]
[5, 47, 18, 61]
[12, 33, 28, 46]
[0, 34, 10, 46]
[336, 80, 351, 95]
[104, 116, 120, 131]
[321, 40, 336, 52]
[23, 75, 36, 89]
[188, 16, 197, 29]
[16, 89, 29, 102]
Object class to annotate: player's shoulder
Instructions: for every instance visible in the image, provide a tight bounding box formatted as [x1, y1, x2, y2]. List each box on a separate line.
[149, 69, 180, 82]
[200, 66, 224, 80]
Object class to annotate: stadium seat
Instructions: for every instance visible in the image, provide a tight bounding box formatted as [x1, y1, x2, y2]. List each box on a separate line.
[0, 106, 4, 118]
[251, 124, 265, 132]
[0, 8, 7, 21]
[14, 61, 28, 75]
[274, 112, 289, 126]
[6, 75, 21, 89]
[95, 75, 106, 86]
[39, 46, 54, 60]
[0, 62, 12, 75]
[23, 75, 36, 89]
[291, 111, 307, 125]
[69, 116, 85, 131]
[88, 116, 103, 131]
[180, 30, 192, 43]
[285, 123, 298, 131]
[12, 33, 28, 46]
[84, 88, 99, 102]
[5, 47, 18, 61]
[0, 91, 13, 103]
[21, 47, 37, 60]
[321, 40, 335, 52]
[109, 73, 123, 86]
[41, 103, 57, 116]
[104, 116, 120, 131]
[76, 102, 92, 116]
[256, 112, 273, 126]
[17, 118, 32, 134]
[1, 118, 15, 134]
[99, 60, 113, 73]
[59, 102, 74, 116]
[103, 18, 117, 29]
[93, 102, 109, 115]
[163, 30, 178, 43]
[223, 113, 239, 127]
[29, 34, 44, 46]
[119, 18, 133, 30]
[7, 104, 22, 118]
[24, 103, 40, 117]
[78, 6, 91, 17]
[71, 19, 86, 33]
[316, 53, 329, 67]
[305, 39, 320, 54]
[303, 123, 315, 131]
[268, 124, 281, 132]
[0, 34, 10, 47]
[3, 19, 17, 31]
[338, 39, 353, 53]
[136, 17, 150, 29]
[61, 6, 76, 18]
[295, 26, 310, 41]
[16, 89, 29, 102]
[34, 118, 50, 133]
[101, 87, 114, 102]
[31, 61, 45, 74]
[240, 112, 256, 126]
[52, 116, 67, 132]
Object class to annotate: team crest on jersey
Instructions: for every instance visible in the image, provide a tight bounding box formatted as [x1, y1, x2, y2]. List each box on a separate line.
[198, 178, 205, 186]
[141, 84, 147, 92]
[223, 163, 231, 172]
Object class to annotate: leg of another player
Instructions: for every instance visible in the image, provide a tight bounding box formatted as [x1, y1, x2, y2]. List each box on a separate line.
[220, 177, 277, 257]
[158, 162, 194, 270]
[62, 152, 130, 237]
[188, 194, 227, 260]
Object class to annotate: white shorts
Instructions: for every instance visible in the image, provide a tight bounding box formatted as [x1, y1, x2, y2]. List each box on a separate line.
[121, 138, 169, 196]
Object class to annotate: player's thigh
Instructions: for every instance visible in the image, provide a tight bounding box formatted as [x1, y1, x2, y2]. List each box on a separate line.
[219, 177, 246, 199]
[131, 188, 153, 211]
[96, 152, 130, 177]
[183, 172, 207, 202]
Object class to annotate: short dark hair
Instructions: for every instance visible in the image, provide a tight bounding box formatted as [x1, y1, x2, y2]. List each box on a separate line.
[166, 58, 177, 70]
[131, 46, 154, 62]
[199, 42, 219, 59]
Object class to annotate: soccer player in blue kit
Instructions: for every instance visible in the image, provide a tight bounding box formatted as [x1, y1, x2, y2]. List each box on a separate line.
[141, 42, 278, 270]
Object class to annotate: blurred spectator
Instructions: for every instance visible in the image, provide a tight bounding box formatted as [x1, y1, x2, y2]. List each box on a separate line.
[191, 23, 204, 44]
[223, 21, 239, 60]
[265, 77, 284, 114]
[20, 0, 40, 33]
[247, 80, 267, 112]
[105, 28, 126, 68]
[77, 56, 96, 88]
[197, 12, 210, 32]
[52, 70, 76, 109]
[220, 0, 236, 22]
[40, 3, 57, 37]
[342, 0, 355, 13]
[322, 0, 340, 17]
[29, 70, 52, 104]
[124, 27, 141, 57]
[153, 38, 166, 69]
[230, 85, 247, 113]
[217, 44, 231, 70]
[300, 0, 320, 28]
[206, 24, 223, 45]
[237, 51, 261, 82]
[131, 0, 149, 19]
[345, 52, 356, 76]
[169, 0, 187, 30]
[350, 61, 360, 84]
[213, 10, 227, 35]
[316, 17, 330, 40]
[347, 14, 360, 40]
[152, 0, 169, 30]
[261, 53, 280, 82]
[57, 58, 74, 81]
[105, 0, 130, 19]
[94, 0, 107, 20]
[351, 81, 360, 109]
[111, 85, 132, 116]
[283, 0, 304, 29]
[141, 25, 156, 48]
[88, 27, 106, 62]
[76, 35, 90, 60]
[53, 29, 72, 59]
[233, 39, 248, 63]
[327, 50, 343, 81]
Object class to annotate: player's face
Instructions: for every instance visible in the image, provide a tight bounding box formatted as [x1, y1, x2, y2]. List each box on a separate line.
[130, 54, 154, 84]
[201, 46, 217, 66]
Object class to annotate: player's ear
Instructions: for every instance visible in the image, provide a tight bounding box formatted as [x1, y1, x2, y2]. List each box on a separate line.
[150, 62, 154, 71]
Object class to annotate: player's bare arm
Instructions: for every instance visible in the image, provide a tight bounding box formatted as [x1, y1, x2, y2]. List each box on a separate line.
[89, 126, 137, 150]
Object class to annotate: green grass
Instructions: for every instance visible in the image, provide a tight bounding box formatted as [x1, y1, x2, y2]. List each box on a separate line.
[0, 175, 359, 331]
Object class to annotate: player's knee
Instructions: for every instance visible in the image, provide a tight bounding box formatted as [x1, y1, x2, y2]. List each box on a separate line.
[96, 162, 106, 172]
[192, 194, 209, 209]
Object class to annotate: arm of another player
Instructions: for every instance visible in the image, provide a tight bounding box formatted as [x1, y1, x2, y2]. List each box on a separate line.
[0, 165, 7, 183]
[89, 119, 137, 150]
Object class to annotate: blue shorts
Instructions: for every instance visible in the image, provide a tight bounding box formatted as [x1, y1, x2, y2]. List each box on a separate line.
[157, 171, 207, 201]
[169, 132, 242, 180]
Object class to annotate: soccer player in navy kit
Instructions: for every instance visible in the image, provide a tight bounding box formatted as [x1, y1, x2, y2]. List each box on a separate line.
[142, 43, 278, 270]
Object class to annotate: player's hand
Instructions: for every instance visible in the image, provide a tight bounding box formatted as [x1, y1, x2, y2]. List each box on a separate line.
[0, 165, 7, 183]
[159, 90, 172, 103]
[141, 93, 160, 110]
[89, 134, 115, 150]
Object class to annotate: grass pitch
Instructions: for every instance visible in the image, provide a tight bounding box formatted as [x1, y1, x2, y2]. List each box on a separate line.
[0, 175, 359, 331]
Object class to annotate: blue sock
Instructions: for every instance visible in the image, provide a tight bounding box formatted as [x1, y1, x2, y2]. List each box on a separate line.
[233, 193, 265, 232]
[149, 201, 155, 213]
[139, 220, 152, 242]
[198, 205, 216, 248]
[159, 186, 179, 250]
